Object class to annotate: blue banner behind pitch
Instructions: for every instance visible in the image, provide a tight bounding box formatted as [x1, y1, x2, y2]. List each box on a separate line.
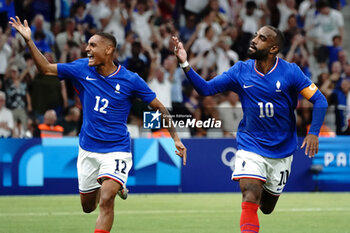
[312, 136, 350, 191]
[0, 137, 349, 195]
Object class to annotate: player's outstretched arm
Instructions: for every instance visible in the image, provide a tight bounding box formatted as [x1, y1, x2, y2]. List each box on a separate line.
[172, 36, 190, 72]
[172, 36, 229, 96]
[9, 16, 57, 76]
[149, 98, 187, 165]
[300, 84, 328, 158]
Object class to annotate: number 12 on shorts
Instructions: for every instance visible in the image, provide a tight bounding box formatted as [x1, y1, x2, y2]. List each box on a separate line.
[115, 159, 127, 174]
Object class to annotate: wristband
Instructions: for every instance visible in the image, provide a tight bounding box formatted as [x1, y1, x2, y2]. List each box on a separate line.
[179, 60, 189, 68]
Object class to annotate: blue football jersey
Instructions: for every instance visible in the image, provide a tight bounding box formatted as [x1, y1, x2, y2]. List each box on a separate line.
[209, 57, 312, 158]
[57, 58, 156, 153]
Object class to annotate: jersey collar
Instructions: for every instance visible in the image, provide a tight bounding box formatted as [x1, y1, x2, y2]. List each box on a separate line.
[254, 57, 279, 77]
[98, 65, 121, 79]
[108, 65, 121, 77]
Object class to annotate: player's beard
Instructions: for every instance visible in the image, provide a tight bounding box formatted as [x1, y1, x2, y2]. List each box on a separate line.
[247, 47, 270, 60]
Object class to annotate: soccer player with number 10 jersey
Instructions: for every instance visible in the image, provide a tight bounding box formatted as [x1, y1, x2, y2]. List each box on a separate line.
[173, 25, 328, 233]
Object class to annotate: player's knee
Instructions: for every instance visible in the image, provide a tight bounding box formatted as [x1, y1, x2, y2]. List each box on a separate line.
[82, 204, 97, 213]
[99, 192, 116, 210]
[242, 184, 261, 203]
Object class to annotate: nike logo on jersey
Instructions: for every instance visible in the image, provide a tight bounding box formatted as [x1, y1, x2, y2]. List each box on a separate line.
[243, 84, 254, 88]
[86, 76, 97, 81]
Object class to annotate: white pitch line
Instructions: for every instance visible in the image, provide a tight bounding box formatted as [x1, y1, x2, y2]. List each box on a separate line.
[277, 207, 350, 212]
[0, 207, 349, 217]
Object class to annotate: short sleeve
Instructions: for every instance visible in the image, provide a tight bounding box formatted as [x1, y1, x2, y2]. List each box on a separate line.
[132, 74, 156, 104]
[57, 59, 87, 80]
[291, 63, 312, 93]
[209, 61, 242, 93]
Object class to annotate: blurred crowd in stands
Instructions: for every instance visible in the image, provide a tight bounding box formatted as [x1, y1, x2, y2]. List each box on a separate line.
[0, 0, 349, 139]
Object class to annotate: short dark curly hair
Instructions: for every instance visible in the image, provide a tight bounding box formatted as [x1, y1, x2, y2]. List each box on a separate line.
[265, 25, 285, 53]
[95, 32, 117, 48]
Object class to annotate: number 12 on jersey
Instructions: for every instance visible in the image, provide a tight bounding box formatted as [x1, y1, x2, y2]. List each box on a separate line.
[94, 96, 109, 114]
[258, 102, 274, 118]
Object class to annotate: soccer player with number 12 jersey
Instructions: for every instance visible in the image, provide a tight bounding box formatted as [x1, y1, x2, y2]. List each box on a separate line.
[10, 16, 187, 233]
[173, 26, 328, 232]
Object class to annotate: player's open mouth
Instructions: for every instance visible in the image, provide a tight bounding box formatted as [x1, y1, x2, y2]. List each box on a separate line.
[87, 54, 94, 62]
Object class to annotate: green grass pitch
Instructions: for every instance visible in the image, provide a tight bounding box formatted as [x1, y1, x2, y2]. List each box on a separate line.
[0, 193, 349, 233]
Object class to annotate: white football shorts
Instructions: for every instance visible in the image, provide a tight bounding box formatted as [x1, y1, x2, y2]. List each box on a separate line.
[77, 146, 133, 194]
[232, 149, 293, 196]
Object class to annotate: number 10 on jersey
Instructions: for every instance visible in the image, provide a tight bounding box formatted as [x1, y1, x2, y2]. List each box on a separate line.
[258, 102, 274, 118]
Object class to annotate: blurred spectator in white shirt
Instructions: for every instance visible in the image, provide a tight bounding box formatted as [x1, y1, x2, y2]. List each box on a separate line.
[0, 91, 14, 138]
[148, 55, 174, 109]
[307, 0, 344, 46]
[218, 91, 243, 137]
[4, 65, 32, 131]
[215, 31, 239, 74]
[86, 0, 107, 30]
[130, 0, 156, 45]
[191, 25, 217, 69]
[240, 1, 264, 35]
[99, 0, 128, 47]
[277, 0, 298, 32]
[172, 67, 185, 109]
[197, 10, 222, 41]
[0, 27, 11, 89]
[298, 0, 313, 26]
[184, 0, 209, 14]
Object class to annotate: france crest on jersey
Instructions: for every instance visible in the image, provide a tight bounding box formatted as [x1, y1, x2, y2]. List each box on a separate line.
[57, 58, 156, 153]
[209, 57, 312, 158]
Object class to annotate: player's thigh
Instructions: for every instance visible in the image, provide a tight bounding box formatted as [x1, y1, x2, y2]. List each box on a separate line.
[264, 155, 293, 196]
[80, 188, 100, 212]
[239, 178, 264, 203]
[97, 152, 133, 188]
[77, 147, 101, 194]
[232, 149, 267, 183]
